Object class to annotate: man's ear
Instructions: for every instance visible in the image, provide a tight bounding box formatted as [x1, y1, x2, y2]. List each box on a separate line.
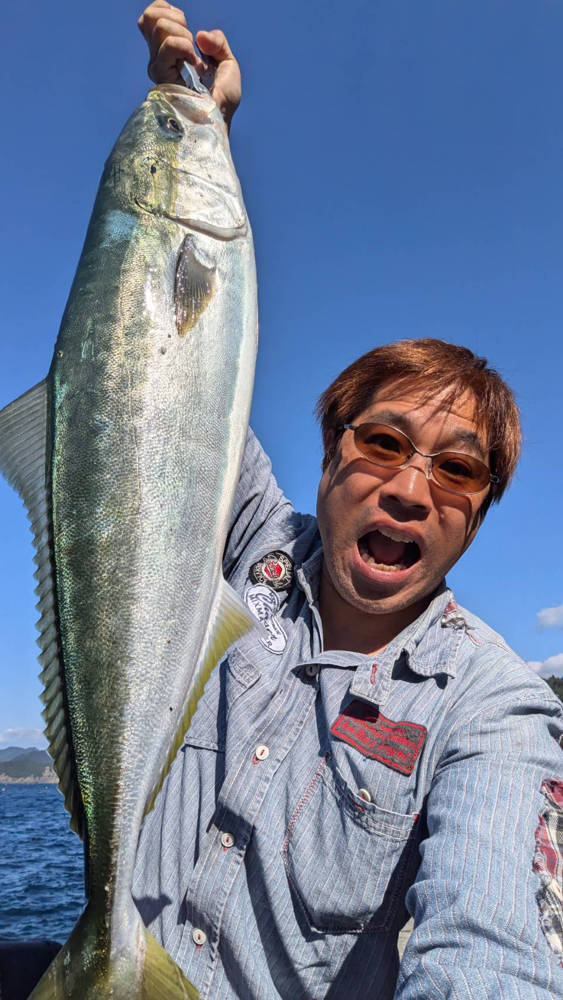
[475, 494, 493, 530]
[463, 503, 486, 552]
[322, 442, 343, 481]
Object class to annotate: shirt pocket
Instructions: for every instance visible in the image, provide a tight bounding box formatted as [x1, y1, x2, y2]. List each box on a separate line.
[282, 755, 420, 934]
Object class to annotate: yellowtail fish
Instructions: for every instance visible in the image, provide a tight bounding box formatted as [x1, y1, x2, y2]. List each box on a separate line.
[0, 77, 257, 999]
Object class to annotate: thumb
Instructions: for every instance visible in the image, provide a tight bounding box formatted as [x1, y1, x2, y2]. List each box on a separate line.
[196, 29, 234, 63]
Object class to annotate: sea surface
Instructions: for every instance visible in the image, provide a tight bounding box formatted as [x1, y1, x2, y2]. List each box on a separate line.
[0, 784, 84, 943]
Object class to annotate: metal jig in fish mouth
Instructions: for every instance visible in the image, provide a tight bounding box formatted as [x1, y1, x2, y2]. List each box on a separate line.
[180, 57, 217, 95]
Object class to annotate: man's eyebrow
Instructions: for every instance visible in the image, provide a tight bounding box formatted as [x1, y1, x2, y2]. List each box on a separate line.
[448, 428, 487, 459]
[363, 409, 487, 459]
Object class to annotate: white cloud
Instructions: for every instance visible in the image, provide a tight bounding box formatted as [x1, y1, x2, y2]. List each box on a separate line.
[536, 604, 563, 629]
[528, 653, 563, 677]
[0, 727, 46, 748]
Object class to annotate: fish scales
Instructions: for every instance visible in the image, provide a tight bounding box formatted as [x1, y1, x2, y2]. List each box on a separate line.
[0, 83, 257, 999]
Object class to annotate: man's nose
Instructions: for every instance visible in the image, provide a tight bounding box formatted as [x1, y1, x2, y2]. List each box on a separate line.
[377, 457, 433, 515]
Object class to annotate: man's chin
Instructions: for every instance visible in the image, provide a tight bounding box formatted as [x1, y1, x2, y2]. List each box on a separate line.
[340, 549, 441, 619]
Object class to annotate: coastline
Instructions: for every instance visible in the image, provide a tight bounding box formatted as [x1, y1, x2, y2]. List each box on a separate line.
[0, 768, 57, 785]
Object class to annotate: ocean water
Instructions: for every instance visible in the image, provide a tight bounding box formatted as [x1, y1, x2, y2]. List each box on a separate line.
[0, 784, 84, 943]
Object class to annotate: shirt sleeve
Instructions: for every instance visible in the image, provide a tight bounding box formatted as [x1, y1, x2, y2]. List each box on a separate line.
[394, 690, 563, 999]
[222, 426, 296, 578]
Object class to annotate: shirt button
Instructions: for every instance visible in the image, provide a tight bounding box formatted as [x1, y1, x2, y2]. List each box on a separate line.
[192, 928, 207, 946]
[305, 663, 319, 677]
[358, 788, 372, 803]
[255, 744, 270, 761]
[220, 831, 235, 849]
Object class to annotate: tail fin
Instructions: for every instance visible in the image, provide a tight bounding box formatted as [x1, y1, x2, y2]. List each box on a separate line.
[28, 909, 200, 1000]
[142, 931, 200, 999]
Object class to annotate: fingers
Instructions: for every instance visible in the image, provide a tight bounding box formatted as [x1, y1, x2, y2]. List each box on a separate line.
[136, 4, 241, 125]
[150, 23, 205, 85]
[196, 28, 241, 127]
[138, 2, 204, 84]
[138, 1, 186, 39]
[195, 28, 235, 64]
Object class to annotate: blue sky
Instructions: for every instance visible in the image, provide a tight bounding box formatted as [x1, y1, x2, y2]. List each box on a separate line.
[1, 0, 562, 747]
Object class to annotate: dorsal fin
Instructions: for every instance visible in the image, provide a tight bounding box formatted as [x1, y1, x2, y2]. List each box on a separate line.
[0, 382, 83, 836]
[144, 578, 256, 817]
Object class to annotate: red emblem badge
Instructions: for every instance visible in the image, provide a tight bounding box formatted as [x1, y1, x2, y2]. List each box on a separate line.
[249, 550, 294, 592]
[331, 700, 426, 775]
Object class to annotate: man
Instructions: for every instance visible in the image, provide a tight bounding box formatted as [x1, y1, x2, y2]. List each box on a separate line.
[133, 6, 563, 998]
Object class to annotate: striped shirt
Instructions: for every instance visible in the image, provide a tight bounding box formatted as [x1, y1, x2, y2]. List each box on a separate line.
[133, 429, 563, 998]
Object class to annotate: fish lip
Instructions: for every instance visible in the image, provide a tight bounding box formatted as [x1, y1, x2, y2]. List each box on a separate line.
[149, 83, 212, 105]
[173, 167, 241, 199]
[136, 166, 237, 205]
[133, 198, 247, 240]
[357, 520, 424, 555]
[152, 84, 218, 126]
[147, 84, 218, 126]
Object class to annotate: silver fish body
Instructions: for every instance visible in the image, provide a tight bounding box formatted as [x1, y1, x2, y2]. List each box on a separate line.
[0, 83, 257, 998]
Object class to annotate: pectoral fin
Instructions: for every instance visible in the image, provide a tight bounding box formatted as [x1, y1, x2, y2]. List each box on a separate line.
[175, 235, 216, 336]
[144, 579, 256, 817]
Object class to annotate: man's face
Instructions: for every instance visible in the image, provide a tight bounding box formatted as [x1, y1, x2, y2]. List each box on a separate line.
[316, 384, 490, 630]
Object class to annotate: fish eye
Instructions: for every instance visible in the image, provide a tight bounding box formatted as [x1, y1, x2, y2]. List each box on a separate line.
[156, 113, 184, 139]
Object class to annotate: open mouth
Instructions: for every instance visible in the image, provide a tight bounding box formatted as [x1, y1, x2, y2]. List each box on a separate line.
[358, 528, 421, 573]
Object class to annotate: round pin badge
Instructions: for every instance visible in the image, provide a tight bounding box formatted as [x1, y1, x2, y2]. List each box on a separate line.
[249, 550, 294, 592]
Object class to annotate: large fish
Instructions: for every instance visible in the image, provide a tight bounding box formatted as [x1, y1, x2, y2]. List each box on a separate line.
[0, 76, 258, 999]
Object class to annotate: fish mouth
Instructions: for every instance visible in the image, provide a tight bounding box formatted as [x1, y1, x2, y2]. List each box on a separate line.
[149, 83, 216, 119]
[357, 525, 421, 574]
[174, 168, 239, 196]
[155, 168, 246, 237]
[134, 198, 247, 241]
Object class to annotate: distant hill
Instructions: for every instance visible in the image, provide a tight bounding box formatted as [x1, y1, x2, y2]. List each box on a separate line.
[546, 675, 563, 702]
[0, 747, 56, 783]
[0, 746, 48, 764]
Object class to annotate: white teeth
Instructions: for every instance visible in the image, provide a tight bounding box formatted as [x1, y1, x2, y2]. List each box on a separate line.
[358, 538, 405, 572]
[377, 525, 416, 544]
[363, 553, 403, 572]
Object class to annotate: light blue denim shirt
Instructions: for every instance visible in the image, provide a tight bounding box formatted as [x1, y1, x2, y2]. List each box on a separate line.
[133, 429, 563, 998]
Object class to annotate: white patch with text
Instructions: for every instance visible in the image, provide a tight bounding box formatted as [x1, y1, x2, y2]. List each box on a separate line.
[245, 584, 287, 654]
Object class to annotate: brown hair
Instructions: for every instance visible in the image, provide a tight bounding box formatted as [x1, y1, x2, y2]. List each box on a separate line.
[316, 339, 521, 515]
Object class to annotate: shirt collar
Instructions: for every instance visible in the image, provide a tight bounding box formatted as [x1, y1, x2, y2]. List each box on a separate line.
[296, 545, 464, 705]
[296, 547, 323, 606]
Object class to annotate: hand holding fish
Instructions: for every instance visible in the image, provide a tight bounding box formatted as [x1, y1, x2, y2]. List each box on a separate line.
[138, 1, 241, 128]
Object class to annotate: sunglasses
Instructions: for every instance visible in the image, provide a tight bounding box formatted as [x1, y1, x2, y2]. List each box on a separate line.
[341, 422, 499, 496]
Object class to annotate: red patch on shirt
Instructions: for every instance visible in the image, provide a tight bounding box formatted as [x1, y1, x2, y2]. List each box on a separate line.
[533, 778, 563, 962]
[331, 700, 427, 775]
